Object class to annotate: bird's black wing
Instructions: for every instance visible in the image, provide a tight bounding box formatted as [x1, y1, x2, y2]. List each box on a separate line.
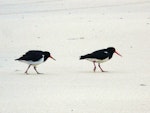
[90, 49, 109, 59]
[80, 49, 109, 60]
[17, 50, 43, 61]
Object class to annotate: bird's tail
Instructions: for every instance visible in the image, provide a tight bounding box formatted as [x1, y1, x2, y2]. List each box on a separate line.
[15, 58, 20, 61]
[80, 54, 92, 60]
[80, 55, 88, 60]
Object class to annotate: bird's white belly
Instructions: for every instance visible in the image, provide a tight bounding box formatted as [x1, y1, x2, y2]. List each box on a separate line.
[20, 57, 44, 66]
[86, 58, 109, 63]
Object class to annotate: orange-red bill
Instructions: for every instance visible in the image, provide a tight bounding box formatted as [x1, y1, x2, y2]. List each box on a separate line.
[115, 51, 122, 57]
[49, 56, 56, 60]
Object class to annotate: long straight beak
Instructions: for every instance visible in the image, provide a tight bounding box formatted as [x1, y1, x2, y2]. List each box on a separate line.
[115, 51, 122, 57]
[49, 56, 56, 60]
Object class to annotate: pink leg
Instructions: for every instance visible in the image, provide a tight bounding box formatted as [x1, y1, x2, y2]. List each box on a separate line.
[25, 64, 31, 74]
[34, 66, 40, 74]
[93, 61, 96, 72]
[98, 63, 104, 72]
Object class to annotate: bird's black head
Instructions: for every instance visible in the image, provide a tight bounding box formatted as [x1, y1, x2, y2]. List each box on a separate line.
[107, 47, 122, 57]
[107, 47, 116, 53]
[43, 51, 56, 61]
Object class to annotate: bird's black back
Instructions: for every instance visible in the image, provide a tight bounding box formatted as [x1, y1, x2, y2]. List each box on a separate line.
[80, 47, 116, 60]
[16, 50, 46, 61]
[91, 49, 110, 59]
[80, 49, 108, 59]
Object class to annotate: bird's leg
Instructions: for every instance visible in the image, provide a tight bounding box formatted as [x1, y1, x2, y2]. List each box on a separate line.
[25, 64, 31, 74]
[98, 63, 104, 72]
[34, 66, 40, 74]
[93, 61, 96, 72]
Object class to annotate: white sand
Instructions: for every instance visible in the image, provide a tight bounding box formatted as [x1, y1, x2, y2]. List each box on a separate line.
[0, 0, 150, 113]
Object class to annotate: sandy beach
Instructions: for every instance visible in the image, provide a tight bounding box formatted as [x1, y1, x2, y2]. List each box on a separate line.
[0, 0, 150, 113]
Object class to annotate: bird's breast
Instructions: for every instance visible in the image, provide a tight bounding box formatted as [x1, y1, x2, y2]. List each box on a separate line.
[86, 57, 109, 63]
[19, 57, 44, 66]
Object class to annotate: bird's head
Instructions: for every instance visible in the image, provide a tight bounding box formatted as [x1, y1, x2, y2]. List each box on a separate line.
[43, 51, 56, 61]
[107, 47, 122, 57]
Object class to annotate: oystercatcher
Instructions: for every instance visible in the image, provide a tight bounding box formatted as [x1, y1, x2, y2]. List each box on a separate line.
[80, 47, 122, 72]
[15, 50, 56, 74]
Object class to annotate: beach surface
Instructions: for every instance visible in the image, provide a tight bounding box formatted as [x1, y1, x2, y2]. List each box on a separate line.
[0, 0, 150, 113]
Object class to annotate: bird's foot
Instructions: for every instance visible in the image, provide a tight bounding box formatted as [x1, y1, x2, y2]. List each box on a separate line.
[101, 70, 108, 72]
[25, 72, 29, 75]
[37, 72, 44, 74]
[93, 67, 96, 72]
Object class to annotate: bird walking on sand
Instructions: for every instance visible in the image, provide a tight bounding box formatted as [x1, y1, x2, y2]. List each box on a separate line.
[15, 50, 56, 74]
[80, 47, 122, 72]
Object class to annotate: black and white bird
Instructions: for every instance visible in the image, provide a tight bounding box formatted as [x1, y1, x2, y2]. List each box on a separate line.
[80, 47, 122, 72]
[15, 50, 56, 74]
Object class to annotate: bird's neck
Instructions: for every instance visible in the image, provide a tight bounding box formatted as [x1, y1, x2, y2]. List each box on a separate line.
[109, 53, 114, 59]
